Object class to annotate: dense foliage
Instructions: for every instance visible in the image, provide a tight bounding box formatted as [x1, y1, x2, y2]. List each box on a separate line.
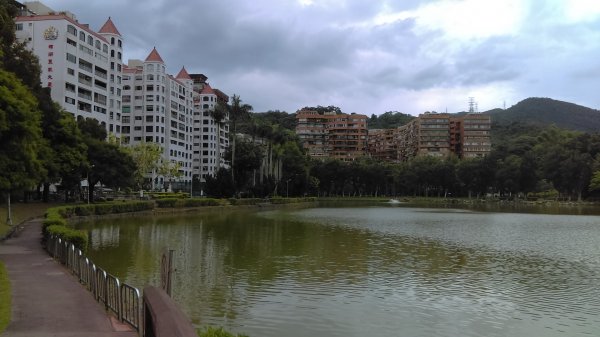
[368, 111, 414, 129]
[489, 97, 600, 133]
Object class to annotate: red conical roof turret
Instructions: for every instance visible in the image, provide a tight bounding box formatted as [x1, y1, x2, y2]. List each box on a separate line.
[99, 17, 121, 36]
[176, 67, 192, 80]
[145, 47, 164, 63]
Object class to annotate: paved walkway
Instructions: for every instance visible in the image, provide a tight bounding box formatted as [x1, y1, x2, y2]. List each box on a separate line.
[0, 219, 137, 337]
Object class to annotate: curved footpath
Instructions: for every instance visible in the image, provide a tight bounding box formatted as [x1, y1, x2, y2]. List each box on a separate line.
[0, 219, 136, 337]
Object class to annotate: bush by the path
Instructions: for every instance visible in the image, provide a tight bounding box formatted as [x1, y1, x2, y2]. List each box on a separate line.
[42, 201, 155, 252]
[156, 198, 224, 208]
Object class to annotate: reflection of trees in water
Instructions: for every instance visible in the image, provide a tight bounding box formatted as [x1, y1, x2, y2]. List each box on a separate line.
[83, 210, 600, 332]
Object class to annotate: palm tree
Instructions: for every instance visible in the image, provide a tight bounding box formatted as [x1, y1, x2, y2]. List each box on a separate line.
[210, 102, 228, 177]
[229, 95, 253, 185]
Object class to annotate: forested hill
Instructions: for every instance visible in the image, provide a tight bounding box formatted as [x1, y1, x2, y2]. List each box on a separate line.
[488, 97, 600, 133]
[367, 111, 415, 129]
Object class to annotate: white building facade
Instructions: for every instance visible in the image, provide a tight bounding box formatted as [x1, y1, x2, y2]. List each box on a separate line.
[121, 48, 195, 188]
[15, 2, 232, 192]
[190, 75, 230, 184]
[15, 2, 123, 136]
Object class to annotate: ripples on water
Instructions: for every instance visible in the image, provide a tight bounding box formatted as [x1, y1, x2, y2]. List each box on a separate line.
[83, 206, 600, 337]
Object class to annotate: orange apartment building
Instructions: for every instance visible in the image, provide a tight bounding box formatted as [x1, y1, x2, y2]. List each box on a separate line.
[368, 113, 491, 162]
[296, 109, 368, 161]
[368, 128, 398, 161]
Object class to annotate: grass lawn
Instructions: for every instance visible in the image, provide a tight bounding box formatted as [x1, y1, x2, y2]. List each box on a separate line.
[0, 203, 52, 237]
[0, 261, 10, 333]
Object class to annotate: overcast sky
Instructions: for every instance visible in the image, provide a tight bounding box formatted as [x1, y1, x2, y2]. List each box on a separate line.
[43, 0, 600, 115]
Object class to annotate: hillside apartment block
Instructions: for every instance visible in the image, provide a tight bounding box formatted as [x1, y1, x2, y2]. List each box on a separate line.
[297, 109, 491, 162]
[295, 109, 369, 161]
[370, 113, 492, 162]
[14, 1, 229, 189]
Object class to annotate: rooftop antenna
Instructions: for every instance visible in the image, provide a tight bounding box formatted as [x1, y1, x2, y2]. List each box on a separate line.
[503, 100, 506, 109]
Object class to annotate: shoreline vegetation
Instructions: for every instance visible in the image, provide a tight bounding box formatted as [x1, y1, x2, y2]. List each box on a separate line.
[1, 195, 599, 337]
[36, 195, 600, 251]
[2, 195, 597, 243]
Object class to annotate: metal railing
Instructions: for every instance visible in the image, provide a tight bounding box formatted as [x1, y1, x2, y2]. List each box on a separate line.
[46, 235, 142, 336]
[121, 284, 142, 330]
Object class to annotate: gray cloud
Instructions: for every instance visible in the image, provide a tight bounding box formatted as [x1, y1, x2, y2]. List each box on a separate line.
[44, 0, 600, 115]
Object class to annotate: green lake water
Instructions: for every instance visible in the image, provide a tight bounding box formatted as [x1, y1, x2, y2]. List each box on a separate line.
[78, 202, 600, 337]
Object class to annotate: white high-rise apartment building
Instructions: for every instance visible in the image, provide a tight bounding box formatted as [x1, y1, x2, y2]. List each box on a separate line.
[121, 48, 194, 188]
[14, 1, 123, 136]
[190, 74, 229, 184]
[15, 1, 231, 191]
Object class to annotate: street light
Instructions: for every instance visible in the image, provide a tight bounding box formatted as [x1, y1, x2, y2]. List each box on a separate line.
[87, 164, 94, 204]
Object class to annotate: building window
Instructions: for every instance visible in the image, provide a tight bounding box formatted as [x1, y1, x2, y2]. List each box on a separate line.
[79, 31, 85, 42]
[67, 25, 77, 36]
[103, 44, 108, 53]
[118, 40, 122, 48]
[67, 68, 74, 75]
[111, 37, 115, 45]
[87, 35, 93, 46]
[66, 53, 76, 63]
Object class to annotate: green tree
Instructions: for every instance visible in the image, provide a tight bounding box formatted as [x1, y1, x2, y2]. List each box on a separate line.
[0, 69, 45, 215]
[204, 168, 234, 198]
[158, 161, 182, 191]
[226, 138, 262, 195]
[78, 119, 135, 201]
[38, 91, 87, 201]
[229, 95, 253, 186]
[125, 142, 163, 190]
[210, 102, 228, 171]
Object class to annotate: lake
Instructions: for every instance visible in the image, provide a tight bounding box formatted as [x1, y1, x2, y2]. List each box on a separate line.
[79, 202, 600, 337]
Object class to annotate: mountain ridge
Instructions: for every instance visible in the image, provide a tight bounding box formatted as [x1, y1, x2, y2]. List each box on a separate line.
[485, 97, 600, 133]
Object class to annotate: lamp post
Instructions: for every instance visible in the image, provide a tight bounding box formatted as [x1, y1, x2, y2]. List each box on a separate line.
[87, 164, 94, 204]
[6, 193, 12, 226]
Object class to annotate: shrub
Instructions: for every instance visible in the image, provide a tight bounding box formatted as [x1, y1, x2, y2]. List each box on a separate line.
[156, 198, 224, 208]
[45, 225, 88, 252]
[156, 198, 178, 208]
[270, 197, 317, 204]
[197, 326, 249, 337]
[42, 216, 67, 229]
[180, 198, 223, 207]
[148, 192, 190, 199]
[74, 205, 94, 216]
[228, 198, 263, 206]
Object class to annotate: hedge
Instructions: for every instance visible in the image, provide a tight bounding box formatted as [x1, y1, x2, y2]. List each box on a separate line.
[44, 225, 88, 252]
[148, 192, 190, 199]
[42, 201, 155, 252]
[156, 198, 223, 208]
[228, 198, 264, 206]
[269, 197, 317, 204]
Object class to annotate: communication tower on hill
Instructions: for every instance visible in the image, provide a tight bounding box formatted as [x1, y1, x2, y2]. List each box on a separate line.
[468, 97, 479, 113]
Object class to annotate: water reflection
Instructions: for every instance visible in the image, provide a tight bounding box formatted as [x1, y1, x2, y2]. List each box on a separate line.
[79, 206, 600, 337]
